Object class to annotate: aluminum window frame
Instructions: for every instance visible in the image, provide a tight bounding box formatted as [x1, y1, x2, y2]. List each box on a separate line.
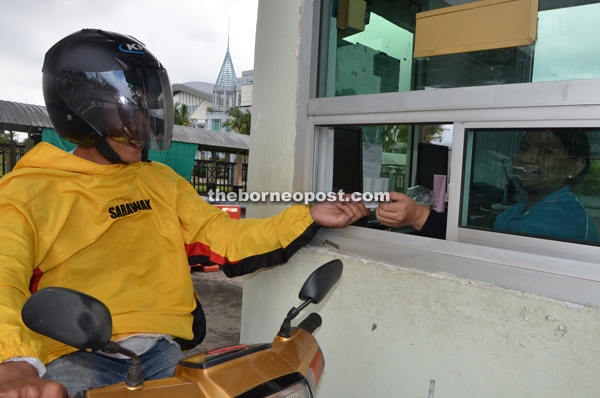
[294, 0, 600, 306]
[455, 119, 600, 265]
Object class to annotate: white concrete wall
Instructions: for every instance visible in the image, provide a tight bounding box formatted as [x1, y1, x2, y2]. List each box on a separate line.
[241, 0, 600, 396]
[243, 248, 600, 397]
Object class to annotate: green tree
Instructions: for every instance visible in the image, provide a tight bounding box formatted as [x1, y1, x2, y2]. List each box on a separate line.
[174, 102, 197, 127]
[419, 125, 444, 144]
[223, 108, 251, 135]
[381, 124, 445, 153]
[573, 159, 600, 196]
[382, 125, 408, 153]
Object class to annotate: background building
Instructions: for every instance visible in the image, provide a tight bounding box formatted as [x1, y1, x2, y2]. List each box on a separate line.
[204, 43, 253, 133]
[173, 40, 253, 136]
[172, 82, 213, 129]
[237, 69, 253, 112]
[207, 43, 238, 132]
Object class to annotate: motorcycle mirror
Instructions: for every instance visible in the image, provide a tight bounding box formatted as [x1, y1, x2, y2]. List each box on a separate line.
[298, 259, 343, 304]
[22, 287, 113, 352]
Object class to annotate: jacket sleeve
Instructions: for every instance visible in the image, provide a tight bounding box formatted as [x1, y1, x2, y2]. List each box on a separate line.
[0, 200, 43, 363]
[177, 184, 320, 278]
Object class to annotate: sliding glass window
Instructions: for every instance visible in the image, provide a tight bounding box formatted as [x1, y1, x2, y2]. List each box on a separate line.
[461, 128, 600, 245]
[317, 0, 600, 96]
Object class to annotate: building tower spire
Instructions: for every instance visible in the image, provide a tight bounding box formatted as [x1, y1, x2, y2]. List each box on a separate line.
[209, 27, 238, 131]
[214, 41, 237, 92]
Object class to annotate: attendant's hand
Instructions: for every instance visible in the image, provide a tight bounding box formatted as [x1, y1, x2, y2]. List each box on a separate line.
[376, 191, 431, 230]
[310, 196, 369, 228]
[0, 361, 69, 398]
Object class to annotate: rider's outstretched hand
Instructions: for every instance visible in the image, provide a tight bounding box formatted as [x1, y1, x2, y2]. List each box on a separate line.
[309, 196, 369, 228]
[0, 362, 69, 398]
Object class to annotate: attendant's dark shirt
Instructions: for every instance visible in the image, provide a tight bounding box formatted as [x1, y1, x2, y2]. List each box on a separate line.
[416, 210, 447, 240]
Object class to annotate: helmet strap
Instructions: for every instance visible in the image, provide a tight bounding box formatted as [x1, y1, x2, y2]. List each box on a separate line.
[141, 149, 151, 163]
[94, 137, 125, 164]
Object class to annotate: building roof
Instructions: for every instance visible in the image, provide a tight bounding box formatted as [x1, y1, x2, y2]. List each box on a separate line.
[214, 45, 237, 89]
[0, 100, 52, 133]
[172, 83, 212, 101]
[179, 81, 214, 94]
[173, 124, 249, 153]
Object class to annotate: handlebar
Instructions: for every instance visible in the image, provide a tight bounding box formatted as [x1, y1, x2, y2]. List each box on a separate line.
[297, 313, 322, 334]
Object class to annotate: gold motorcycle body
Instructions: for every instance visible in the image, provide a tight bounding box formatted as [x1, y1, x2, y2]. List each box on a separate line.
[22, 260, 341, 398]
[86, 329, 323, 398]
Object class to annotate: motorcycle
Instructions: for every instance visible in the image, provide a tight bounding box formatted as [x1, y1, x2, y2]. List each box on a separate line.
[21, 259, 343, 398]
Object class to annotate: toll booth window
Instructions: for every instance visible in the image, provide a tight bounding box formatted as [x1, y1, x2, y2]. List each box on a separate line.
[317, 0, 600, 96]
[461, 128, 600, 244]
[328, 124, 452, 231]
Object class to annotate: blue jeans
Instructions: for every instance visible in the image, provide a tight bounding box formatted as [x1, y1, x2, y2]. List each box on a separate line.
[43, 339, 185, 397]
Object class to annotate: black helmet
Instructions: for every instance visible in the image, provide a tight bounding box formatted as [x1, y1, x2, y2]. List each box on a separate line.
[42, 29, 174, 162]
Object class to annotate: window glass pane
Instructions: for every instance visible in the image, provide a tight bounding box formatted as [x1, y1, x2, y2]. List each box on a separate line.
[317, 0, 600, 96]
[322, 123, 452, 232]
[532, 3, 600, 82]
[413, 46, 534, 89]
[212, 120, 221, 131]
[318, 0, 418, 97]
[461, 128, 600, 244]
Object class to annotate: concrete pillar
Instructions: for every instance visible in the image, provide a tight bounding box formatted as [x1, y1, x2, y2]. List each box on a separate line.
[23, 138, 35, 154]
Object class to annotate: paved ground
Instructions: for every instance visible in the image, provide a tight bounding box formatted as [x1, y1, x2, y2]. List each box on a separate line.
[187, 271, 244, 356]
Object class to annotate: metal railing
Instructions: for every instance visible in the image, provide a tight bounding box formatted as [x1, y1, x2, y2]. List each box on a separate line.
[0, 143, 25, 176]
[190, 159, 248, 195]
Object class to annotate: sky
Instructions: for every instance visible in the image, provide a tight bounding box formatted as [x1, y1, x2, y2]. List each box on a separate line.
[0, 0, 259, 106]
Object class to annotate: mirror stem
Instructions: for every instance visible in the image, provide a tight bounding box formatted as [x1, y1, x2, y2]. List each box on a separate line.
[278, 298, 313, 338]
[296, 299, 312, 313]
[102, 341, 144, 388]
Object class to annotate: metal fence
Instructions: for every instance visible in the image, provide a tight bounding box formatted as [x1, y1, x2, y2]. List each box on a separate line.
[0, 143, 25, 176]
[190, 159, 248, 195]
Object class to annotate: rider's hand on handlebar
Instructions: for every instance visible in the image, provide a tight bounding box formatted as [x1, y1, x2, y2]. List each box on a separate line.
[0, 361, 69, 398]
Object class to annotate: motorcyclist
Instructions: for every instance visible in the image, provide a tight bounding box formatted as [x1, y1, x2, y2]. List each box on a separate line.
[0, 29, 368, 397]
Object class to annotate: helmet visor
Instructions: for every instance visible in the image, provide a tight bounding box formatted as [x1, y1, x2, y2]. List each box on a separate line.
[56, 60, 174, 151]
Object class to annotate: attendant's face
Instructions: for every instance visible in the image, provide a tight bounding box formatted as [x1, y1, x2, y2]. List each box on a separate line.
[512, 131, 574, 194]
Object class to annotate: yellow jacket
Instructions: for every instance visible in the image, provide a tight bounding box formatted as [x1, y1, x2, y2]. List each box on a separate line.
[0, 143, 318, 364]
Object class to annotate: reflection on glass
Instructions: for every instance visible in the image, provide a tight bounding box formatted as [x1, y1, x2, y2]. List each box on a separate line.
[532, 3, 600, 82]
[318, 0, 600, 96]
[337, 12, 415, 95]
[328, 124, 451, 193]
[462, 128, 600, 243]
[325, 123, 452, 230]
[318, 0, 417, 97]
[413, 46, 534, 89]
